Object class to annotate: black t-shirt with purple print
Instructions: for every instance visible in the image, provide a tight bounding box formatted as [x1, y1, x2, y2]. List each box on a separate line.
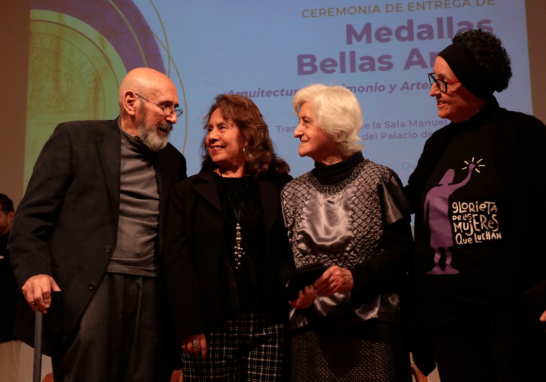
[415, 118, 514, 328]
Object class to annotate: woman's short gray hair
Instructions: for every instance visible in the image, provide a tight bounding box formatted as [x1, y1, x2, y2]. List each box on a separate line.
[293, 84, 363, 156]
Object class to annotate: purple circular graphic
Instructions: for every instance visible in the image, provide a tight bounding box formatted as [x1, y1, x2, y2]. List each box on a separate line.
[32, 0, 165, 73]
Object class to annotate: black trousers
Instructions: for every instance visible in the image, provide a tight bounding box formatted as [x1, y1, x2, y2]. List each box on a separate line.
[432, 309, 546, 382]
[52, 274, 172, 382]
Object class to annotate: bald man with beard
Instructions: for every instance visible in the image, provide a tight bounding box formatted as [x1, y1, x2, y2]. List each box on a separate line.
[8, 68, 187, 382]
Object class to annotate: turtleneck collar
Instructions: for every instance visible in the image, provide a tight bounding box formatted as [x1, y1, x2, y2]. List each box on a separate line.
[120, 126, 154, 154]
[312, 151, 364, 186]
[449, 96, 500, 134]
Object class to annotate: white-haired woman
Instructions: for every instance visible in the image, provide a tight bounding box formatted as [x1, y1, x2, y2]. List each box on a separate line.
[281, 84, 413, 381]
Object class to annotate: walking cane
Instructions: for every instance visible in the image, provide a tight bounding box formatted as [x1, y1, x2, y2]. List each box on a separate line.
[33, 309, 43, 382]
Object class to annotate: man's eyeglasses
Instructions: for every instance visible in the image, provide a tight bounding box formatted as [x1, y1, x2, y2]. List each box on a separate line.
[428, 73, 460, 93]
[136, 94, 183, 117]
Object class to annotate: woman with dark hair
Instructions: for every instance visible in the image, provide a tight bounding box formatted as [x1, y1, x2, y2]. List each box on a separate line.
[406, 29, 546, 381]
[281, 84, 413, 381]
[163, 94, 293, 381]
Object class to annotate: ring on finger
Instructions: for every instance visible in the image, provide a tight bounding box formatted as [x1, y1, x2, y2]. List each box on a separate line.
[192, 340, 200, 350]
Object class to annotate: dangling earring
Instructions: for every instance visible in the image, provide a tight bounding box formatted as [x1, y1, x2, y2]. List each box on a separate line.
[243, 146, 247, 152]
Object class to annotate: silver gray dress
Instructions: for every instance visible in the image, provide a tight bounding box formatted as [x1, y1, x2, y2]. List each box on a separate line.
[281, 158, 412, 381]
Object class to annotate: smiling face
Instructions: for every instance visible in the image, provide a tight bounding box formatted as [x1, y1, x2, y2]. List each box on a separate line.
[119, 68, 181, 151]
[136, 106, 171, 151]
[206, 108, 247, 176]
[430, 56, 486, 123]
[294, 101, 342, 164]
[135, 82, 179, 151]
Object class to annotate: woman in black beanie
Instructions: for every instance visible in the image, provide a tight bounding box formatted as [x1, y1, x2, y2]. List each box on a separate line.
[406, 29, 546, 382]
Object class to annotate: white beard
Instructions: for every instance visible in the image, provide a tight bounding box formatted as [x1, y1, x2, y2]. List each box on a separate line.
[137, 107, 171, 151]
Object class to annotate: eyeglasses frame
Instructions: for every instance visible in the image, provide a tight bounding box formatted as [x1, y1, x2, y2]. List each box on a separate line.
[428, 72, 460, 93]
[135, 93, 183, 117]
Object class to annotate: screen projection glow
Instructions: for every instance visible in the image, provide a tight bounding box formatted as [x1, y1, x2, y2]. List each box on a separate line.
[24, 0, 531, 184]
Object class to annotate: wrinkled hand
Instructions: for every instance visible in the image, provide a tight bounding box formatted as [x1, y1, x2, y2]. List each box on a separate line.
[289, 285, 318, 309]
[182, 333, 207, 359]
[22, 274, 61, 314]
[314, 265, 354, 297]
[541, 310, 546, 322]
